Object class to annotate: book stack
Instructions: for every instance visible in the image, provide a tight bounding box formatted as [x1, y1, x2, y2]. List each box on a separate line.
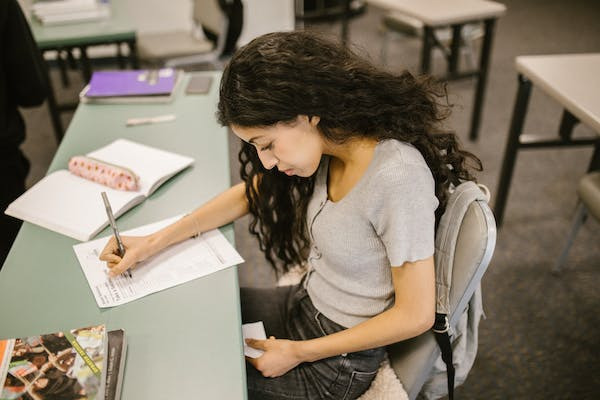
[31, 0, 110, 26]
[0, 324, 126, 400]
[80, 68, 183, 104]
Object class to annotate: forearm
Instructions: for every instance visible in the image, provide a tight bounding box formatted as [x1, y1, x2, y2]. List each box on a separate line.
[148, 182, 249, 252]
[299, 306, 433, 363]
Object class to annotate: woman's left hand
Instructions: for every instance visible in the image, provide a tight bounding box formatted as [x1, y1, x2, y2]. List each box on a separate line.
[245, 336, 303, 378]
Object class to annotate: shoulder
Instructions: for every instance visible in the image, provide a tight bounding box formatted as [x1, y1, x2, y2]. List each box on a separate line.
[369, 139, 434, 188]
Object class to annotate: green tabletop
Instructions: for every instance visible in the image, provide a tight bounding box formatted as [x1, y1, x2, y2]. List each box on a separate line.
[29, 0, 136, 50]
[0, 72, 248, 399]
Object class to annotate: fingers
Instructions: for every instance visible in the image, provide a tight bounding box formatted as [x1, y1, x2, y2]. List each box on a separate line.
[98, 236, 141, 277]
[245, 338, 268, 351]
[101, 254, 121, 263]
[99, 237, 120, 261]
[107, 252, 136, 277]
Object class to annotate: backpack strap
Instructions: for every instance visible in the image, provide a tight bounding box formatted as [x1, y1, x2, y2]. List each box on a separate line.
[433, 181, 489, 400]
[433, 315, 455, 400]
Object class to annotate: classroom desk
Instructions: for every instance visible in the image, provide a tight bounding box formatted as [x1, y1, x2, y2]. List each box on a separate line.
[367, 0, 506, 141]
[28, 0, 138, 142]
[0, 72, 248, 399]
[494, 53, 600, 226]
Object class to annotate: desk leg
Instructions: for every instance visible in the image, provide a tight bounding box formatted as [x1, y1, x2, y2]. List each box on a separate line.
[116, 43, 125, 69]
[448, 24, 462, 75]
[494, 75, 532, 227]
[128, 40, 139, 69]
[558, 110, 579, 140]
[57, 49, 70, 88]
[469, 18, 496, 141]
[80, 46, 92, 83]
[589, 140, 600, 172]
[421, 26, 434, 74]
[41, 50, 65, 142]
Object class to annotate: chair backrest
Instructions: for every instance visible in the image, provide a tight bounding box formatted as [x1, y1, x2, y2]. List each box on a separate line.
[194, 0, 243, 57]
[386, 196, 497, 399]
[165, 0, 243, 68]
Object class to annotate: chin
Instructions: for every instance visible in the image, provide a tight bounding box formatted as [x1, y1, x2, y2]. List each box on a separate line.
[295, 168, 316, 178]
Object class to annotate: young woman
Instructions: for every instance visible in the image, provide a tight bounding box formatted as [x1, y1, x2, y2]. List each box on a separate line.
[100, 31, 481, 399]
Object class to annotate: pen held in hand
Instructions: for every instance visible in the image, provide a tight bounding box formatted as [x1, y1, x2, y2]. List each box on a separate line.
[100, 192, 132, 278]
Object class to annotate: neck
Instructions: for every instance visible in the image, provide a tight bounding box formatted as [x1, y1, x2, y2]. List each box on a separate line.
[322, 136, 378, 166]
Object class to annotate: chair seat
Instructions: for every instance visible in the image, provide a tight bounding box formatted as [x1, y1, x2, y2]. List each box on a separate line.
[137, 31, 214, 61]
[578, 171, 600, 220]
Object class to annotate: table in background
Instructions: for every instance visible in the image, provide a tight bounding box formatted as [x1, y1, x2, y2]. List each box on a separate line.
[0, 72, 248, 399]
[494, 53, 600, 226]
[368, 0, 506, 141]
[28, 0, 138, 141]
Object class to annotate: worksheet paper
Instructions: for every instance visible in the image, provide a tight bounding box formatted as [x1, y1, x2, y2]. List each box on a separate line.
[73, 215, 244, 308]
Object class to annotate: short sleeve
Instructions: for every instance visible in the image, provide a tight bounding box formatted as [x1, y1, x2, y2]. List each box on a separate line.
[369, 162, 439, 267]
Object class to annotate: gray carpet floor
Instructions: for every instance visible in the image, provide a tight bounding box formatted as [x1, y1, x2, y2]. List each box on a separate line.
[18, 0, 600, 398]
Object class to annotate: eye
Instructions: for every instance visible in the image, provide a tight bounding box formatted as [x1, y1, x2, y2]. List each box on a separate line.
[260, 142, 273, 152]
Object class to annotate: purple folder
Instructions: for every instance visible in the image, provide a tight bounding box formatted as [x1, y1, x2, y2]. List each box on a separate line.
[85, 69, 177, 97]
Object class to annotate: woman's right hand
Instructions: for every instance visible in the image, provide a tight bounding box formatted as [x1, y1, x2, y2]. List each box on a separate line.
[99, 235, 153, 277]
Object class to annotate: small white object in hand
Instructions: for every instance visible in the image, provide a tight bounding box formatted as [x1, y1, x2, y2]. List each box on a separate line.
[242, 321, 267, 358]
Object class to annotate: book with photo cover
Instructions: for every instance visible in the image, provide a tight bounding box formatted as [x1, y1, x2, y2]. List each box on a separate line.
[5, 139, 194, 241]
[0, 324, 126, 400]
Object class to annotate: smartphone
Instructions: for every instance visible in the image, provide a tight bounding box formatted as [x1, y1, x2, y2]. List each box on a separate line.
[185, 75, 213, 95]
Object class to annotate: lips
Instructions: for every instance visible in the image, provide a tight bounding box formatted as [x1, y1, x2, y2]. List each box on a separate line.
[283, 169, 294, 176]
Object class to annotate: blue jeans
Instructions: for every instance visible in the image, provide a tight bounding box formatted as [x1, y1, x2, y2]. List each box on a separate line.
[241, 283, 385, 400]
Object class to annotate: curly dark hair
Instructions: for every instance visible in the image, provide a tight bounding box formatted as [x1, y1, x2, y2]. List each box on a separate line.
[217, 31, 482, 274]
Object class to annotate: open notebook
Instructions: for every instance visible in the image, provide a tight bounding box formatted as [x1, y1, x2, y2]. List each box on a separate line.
[5, 139, 194, 241]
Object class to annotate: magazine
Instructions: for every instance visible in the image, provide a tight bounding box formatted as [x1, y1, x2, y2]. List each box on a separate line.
[0, 325, 126, 400]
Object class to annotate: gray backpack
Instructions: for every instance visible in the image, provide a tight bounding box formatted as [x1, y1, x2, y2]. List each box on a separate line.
[388, 181, 497, 400]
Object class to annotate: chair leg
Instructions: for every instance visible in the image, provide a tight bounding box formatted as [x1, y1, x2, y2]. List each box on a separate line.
[553, 202, 588, 274]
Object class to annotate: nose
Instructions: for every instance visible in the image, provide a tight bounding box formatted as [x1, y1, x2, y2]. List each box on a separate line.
[257, 151, 278, 170]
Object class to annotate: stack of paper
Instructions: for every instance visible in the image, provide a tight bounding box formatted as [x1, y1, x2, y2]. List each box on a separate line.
[31, 0, 110, 26]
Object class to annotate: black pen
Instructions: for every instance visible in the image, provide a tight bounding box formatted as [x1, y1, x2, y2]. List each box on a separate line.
[101, 192, 132, 278]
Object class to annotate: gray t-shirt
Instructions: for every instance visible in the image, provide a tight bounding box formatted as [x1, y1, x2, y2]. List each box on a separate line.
[305, 139, 439, 328]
